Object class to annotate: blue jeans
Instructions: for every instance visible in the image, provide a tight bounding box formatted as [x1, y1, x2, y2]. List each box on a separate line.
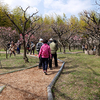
[42, 58, 48, 71]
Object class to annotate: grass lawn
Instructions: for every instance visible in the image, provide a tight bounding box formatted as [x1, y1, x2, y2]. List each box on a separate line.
[53, 53, 100, 100]
[57, 47, 82, 52]
[0, 53, 39, 74]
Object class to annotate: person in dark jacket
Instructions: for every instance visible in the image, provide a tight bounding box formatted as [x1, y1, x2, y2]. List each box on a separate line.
[16, 40, 21, 54]
[36, 38, 43, 54]
[36, 38, 43, 69]
[26, 43, 30, 54]
[47, 38, 53, 45]
[30, 42, 35, 55]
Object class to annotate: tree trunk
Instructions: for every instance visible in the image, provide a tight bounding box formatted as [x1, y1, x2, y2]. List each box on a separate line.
[86, 41, 90, 55]
[96, 44, 100, 56]
[0, 49, 2, 68]
[6, 49, 8, 59]
[0, 60, 2, 68]
[73, 45, 75, 50]
[63, 46, 66, 54]
[23, 40, 29, 63]
[68, 44, 71, 51]
[59, 47, 62, 52]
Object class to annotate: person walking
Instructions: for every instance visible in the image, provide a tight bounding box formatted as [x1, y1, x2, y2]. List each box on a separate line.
[47, 38, 53, 69]
[47, 38, 53, 45]
[30, 41, 35, 55]
[82, 44, 85, 53]
[85, 44, 88, 51]
[36, 38, 43, 54]
[16, 40, 21, 54]
[9, 41, 16, 57]
[36, 38, 43, 69]
[38, 39, 52, 75]
[49, 40, 58, 69]
[26, 43, 30, 54]
[7, 41, 11, 54]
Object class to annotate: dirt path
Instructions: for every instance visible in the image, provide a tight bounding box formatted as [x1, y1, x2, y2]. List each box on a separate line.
[0, 58, 63, 100]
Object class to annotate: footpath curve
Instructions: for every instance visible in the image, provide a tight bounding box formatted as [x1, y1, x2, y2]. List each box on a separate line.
[0, 51, 65, 100]
[47, 59, 65, 100]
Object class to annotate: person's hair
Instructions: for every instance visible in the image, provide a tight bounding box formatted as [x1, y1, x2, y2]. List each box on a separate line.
[53, 40, 57, 43]
[43, 39, 48, 43]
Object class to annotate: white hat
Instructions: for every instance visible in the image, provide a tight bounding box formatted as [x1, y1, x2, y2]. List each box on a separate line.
[49, 38, 53, 41]
[39, 38, 43, 42]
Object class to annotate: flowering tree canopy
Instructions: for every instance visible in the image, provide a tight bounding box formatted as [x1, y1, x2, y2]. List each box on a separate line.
[0, 27, 19, 49]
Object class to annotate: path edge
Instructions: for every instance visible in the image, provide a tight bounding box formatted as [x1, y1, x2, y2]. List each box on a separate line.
[0, 64, 38, 75]
[47, 59, 65, 100]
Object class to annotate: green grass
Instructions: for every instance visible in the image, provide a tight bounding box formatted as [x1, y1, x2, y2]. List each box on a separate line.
[57, 48, 82, 53]
[53, 53, 100, 100]
[0, 53, 39, 74]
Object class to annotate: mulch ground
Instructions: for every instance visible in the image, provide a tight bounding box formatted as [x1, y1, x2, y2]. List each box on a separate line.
[0, 54, 63, 100]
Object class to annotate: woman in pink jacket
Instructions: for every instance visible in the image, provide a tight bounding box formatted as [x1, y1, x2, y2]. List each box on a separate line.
[39, 39, 52, 75]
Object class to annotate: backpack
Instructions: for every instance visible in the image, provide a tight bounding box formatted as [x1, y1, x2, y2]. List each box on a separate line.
[27, 44, 30, 48]
[31, 43, 35, 49]
[42, 46, 49, 57]
[36, 42, 43, 51]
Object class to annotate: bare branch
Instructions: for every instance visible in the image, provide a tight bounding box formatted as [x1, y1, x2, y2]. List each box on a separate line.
[4, 10, 22, 33]
[95, 0, 100, 6]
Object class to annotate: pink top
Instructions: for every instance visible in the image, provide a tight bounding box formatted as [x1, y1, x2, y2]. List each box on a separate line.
[38, 44, 52, 58]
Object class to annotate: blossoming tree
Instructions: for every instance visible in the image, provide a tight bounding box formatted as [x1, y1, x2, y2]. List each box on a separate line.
[0, 27, 19, 58]
[4, 6, 41, 62]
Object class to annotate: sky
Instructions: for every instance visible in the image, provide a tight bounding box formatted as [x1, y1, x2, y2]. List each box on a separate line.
[1, 0, 99, 18]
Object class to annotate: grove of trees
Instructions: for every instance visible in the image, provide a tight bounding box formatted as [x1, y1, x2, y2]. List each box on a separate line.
[0, 0, 100, 62]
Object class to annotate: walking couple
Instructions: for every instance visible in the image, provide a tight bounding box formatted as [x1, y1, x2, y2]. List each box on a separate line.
[38, 38, 58, 75]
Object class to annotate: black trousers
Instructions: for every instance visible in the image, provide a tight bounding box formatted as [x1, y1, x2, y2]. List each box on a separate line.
[39, 56, 42, 68]
[10, 51, 16, 57]
[30, 47, 35, 55]
[49, 53, 58, 68]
